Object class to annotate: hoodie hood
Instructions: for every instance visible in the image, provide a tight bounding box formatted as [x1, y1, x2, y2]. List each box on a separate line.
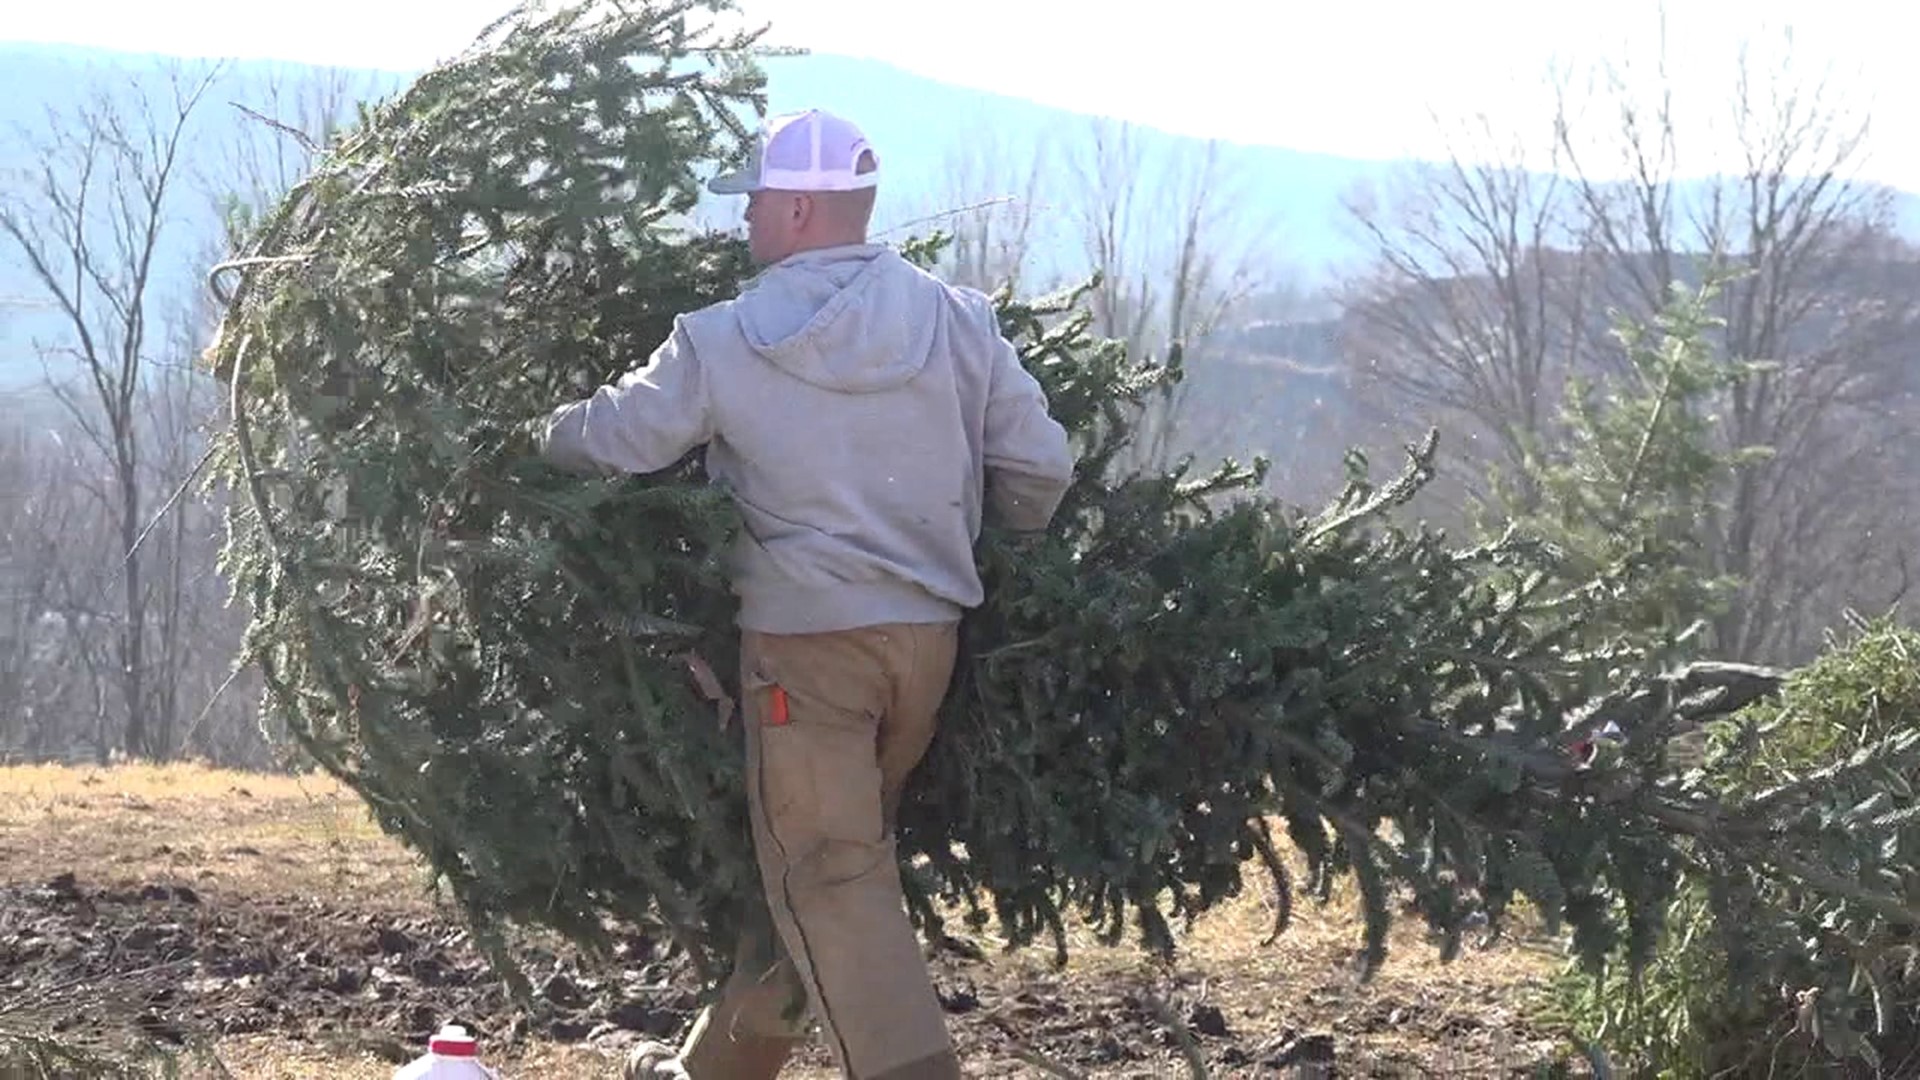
[733, 244, 939, 393]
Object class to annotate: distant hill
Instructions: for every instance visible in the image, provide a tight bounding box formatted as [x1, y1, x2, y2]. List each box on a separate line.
[3, 41, 1918, 391]
[0, 41, 1396, 387]
[750, 53, 1391, 275]
[0, 46, 411, 389]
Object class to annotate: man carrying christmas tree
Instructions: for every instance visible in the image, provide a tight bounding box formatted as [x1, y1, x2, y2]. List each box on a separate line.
[536, 108, 1075, 1080]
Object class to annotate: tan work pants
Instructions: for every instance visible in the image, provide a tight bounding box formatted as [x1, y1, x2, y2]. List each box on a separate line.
[678, 621, 964, 1080]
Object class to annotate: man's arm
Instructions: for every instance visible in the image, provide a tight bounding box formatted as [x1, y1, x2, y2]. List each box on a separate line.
[981, 334, 1074, 532]
[537, 320, 714, 476]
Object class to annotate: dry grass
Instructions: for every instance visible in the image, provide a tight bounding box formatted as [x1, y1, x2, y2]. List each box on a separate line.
[0, 762, 846, 1077]
[0, 760, 339, 802]
[939, 839, 1571, 1073]
[204, 1035, 641, 1079]
[1, 763, 1573, 1078]
[0, 761, 433, 912]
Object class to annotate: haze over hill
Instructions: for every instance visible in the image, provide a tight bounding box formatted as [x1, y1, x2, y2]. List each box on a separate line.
[10, 41, 1916, 388]
[0, 43, 1399, 385]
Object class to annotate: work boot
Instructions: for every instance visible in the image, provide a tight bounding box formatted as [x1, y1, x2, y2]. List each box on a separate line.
[624, 1039, 691, 1079]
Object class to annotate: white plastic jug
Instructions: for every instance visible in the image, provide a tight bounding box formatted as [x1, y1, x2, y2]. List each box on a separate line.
[393, 1024, 501, 1079]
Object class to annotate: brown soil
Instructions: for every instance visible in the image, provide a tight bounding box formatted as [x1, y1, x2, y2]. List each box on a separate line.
[0, 764, 1589, 1078]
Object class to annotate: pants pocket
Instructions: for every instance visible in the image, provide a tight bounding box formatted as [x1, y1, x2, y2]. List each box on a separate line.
[748, 670, 887, 876]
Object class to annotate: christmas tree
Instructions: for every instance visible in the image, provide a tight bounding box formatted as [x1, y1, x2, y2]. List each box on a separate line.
[203, 0, 1920, 1014]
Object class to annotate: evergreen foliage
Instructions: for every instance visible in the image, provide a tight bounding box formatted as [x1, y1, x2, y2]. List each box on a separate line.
[205, 0, 771, 986]
[1471, 280, 1771, 658]
[0, 1027, 228, 1079]
[1544, 617, 1920, 1077]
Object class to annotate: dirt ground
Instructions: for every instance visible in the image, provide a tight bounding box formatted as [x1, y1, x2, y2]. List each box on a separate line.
[0, 763, 1590, 1078]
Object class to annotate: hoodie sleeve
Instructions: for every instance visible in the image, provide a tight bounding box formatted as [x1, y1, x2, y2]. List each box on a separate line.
[538, 320, 714, 476]
[982, 333, 1075, 532]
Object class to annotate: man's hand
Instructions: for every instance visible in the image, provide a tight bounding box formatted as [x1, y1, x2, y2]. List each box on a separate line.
[989, 527, 1051, 562]
[516, 414, 549, 457]
[464, 414, 544, 461]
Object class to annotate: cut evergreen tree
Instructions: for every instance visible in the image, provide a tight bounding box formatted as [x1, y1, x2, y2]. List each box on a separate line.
[202, 0, 1920, 1017]
[1544, 616, 1920, 1076]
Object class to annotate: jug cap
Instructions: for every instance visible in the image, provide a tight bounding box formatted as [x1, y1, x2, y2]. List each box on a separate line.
[428, 1024, 477, 1057]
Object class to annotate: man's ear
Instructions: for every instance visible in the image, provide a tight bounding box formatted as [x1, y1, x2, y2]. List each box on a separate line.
[789, 193, 815, 230]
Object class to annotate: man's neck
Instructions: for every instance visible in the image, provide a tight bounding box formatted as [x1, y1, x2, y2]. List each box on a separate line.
[792, 234, 870, 256]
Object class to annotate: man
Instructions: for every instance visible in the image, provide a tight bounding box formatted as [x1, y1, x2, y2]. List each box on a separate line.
[535, 108, 1075, 1079]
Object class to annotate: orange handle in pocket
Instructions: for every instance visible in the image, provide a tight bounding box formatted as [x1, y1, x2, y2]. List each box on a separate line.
[767, 685, 791, 726]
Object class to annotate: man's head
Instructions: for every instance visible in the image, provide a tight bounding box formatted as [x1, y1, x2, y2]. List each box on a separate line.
[708, 109, 880, 266]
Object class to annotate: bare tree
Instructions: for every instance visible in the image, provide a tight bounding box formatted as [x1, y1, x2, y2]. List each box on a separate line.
[911, 117, 1275, 478]
[1341, 25, 1920, 663]
[915, 119, 1055, 296]
[1554, 44, 1919, 660]
[0, 60, 226, 758]
[0, 57, 417, 767]
[1062, 118, 1269, 476]
[0, 411, 117, 762]
[1338, 105, 1603, 521]
[0, 422, 55, 755]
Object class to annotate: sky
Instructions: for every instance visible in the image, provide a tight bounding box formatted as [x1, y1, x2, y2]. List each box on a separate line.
[5, 0, 1920, 190]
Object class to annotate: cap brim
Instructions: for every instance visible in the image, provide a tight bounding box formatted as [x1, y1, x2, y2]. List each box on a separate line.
[706, 168, 760, 195]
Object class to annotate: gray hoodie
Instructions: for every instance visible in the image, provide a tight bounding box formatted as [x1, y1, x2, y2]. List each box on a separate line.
[539, 243, 1075, 634]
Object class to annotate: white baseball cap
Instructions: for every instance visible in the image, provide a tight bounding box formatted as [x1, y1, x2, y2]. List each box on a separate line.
[708, 109, 881, 195]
